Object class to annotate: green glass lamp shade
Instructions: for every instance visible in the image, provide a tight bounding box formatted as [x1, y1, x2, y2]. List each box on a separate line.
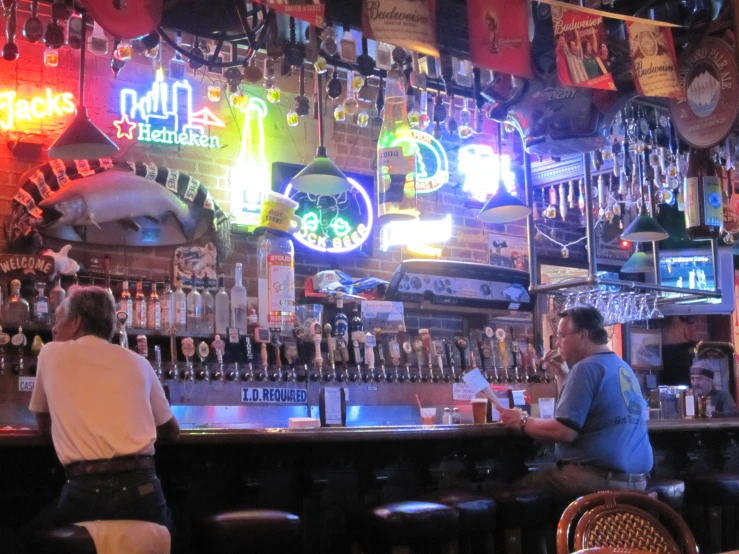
[291, 146, 352, 195]
[47, 107, 119, 160]
[620, 208, 669, 242]
[477, 182, 532, 224]
[620, 251, 653, 273]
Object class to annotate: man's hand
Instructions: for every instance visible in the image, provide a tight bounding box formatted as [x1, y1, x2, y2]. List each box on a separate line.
[499, 407, 525, 431]
[543, 349, 568, 380]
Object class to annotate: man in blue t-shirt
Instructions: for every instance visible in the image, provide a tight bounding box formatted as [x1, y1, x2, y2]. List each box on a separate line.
[499, 306, 653, 498]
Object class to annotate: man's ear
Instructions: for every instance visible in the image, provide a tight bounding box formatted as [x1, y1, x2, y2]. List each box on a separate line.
[70, 316, 84, 337]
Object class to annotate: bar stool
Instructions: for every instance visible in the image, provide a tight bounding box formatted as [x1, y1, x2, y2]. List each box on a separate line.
[350, 500, 459, 554]
[646, 479, 685, 512]
[197, 509, 302, 554]
[487, 487, 557, 554]
[30, 526, 96, 554]
[419, 490, 497, 554]
[684, 473, 739, 554]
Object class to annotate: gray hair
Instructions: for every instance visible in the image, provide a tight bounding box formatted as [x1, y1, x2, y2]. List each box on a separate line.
[59, 286, 117, 341]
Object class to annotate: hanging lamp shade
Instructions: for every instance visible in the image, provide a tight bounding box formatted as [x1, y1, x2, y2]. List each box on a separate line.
[477, 180, 532, 224]
[621, 206, 669, 242]
[47, 107, 119, 160]
[620, 251, 653, 273]
[291, 145, 352, 195]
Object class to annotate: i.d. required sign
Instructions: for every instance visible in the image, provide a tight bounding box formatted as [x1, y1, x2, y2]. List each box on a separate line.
[241, 387, 307, 404]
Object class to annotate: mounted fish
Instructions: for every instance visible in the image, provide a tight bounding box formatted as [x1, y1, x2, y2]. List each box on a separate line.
[5, 160, 230, 257]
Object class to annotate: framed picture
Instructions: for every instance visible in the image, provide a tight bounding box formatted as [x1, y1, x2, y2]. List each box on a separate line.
[628, 328, 663, 370]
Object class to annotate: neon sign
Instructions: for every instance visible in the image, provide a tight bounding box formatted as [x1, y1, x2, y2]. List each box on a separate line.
[231, 98, 270, 228]
[380, 214, 452, 251]
[0, 88, 75, 131]
[392, 129, 449, 194]
[114, 68, 225, 149]
[284, 178, 373, 254]
[459, 145, 515, 202]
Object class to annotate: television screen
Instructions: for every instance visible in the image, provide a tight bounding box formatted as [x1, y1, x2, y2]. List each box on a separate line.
[271, 162, 375, 257]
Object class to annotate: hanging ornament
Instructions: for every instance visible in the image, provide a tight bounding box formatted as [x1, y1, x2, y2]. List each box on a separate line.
[114, 39, 132, 61]
[266, 86, 281, 104]
[286, 109, 299, 127]
[230, 90, 248, 110]
[334, 104, 346, 122]
[188, 40, 205, 70]
[224, 67, 244, 92]
[43, 47, 59, 67]
[326, 69, 342, 100]
[446, 95, 458, 136]
[407, 91, 421, 128]
[339, 27, 357, 63]
[357, 110, 370, 128]
[23, 0, 43, 44]
[418, 90, 430, 130]
[294, 65, 310, 117]
[319, 26, 338, 57]
[343, 89, 359, 116]
[458, 98, 473, 139]
[535, 229, 545, 243]
[243, 59, 263, 83]
[2, 0, 19, 61]
[207, 86, 222, 102]
[561, 247, 569, 259]
[544, 186, 558, 219]
[169, 32, 186, 79]
[313, 56, 328, 74]
[350, 71, 363, 94]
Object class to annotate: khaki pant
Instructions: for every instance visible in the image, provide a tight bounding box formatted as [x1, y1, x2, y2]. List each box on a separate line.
[515, 463, 647, 499]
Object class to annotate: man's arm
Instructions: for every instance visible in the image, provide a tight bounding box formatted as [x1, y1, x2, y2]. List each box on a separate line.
[35, 412, 51, 436]
[156, 416, 180, 441]
[498, 407, 578, 443]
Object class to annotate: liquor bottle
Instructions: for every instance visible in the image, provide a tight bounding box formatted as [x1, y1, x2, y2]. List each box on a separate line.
[684, 147, 722, 241]
[376, 68, 419, 221]
[257, 233, 295, 333]
[4, 280, 30, 326]
[119, 280, 133, 328]
[160, 278, 174, 331]
[147, 283, 161, 331]
[186, 286, 202, 334]
[68, 273, 82, 297]
[201, 286, 215, 335]
[49, 277, 65, 323]
[32, 282, 50, 325]
[103, 255, 114, 304]
[173, 279, 187, 334]
[332, 295, 349, 340]
[231, 263, 248, 334]
[133, 281, 147, 328]
[215, 276, 230, 335]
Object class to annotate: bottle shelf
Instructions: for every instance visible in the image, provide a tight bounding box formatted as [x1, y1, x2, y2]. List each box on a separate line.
[0, 322, 223, 340]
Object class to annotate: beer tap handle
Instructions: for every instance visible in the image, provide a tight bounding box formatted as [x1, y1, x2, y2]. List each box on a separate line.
[374, 328, 385, 366]
[496, 328, 508, 370]
[455, 338, 468, 372]
[311, 322, 323, 367]
[398, 324, 411, 368]
[413, 340, 424, 372]
[364, 332, 376, 369]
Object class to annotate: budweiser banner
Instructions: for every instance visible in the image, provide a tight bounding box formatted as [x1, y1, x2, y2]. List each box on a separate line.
[362, 0, 438, 57]
[254, 0, 324, 27]
[551, 4, 616, 91]
[626, 22, 680, 98]
[467, 0, 532, 79]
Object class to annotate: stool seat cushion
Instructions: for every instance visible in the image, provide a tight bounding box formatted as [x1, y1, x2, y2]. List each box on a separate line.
[200, 510, 301, 552]
[418, 491, 496, 535]
[646, 479, 685, 510]
[487, 487, 557, 528]
[353, 501, 459, 545]
[31, 526, 96, 554]
[685, 474, 739, 505]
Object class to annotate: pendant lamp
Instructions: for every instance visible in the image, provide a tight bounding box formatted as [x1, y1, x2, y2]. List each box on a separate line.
[48, 13, 118, 160]
[620, 250, 653, 273]
[291, 72, 351, 195]
[621, 205, 669, 242]
[477, 124, 531, 224]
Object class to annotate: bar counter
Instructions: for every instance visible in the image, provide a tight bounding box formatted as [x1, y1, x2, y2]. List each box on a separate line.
[3, 418, 739, 447]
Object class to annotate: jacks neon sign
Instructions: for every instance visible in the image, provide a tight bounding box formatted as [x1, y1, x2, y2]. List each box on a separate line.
[0, 88, 75, 130]
[114, 68, 225, 149]
[284, 178, 373, 254]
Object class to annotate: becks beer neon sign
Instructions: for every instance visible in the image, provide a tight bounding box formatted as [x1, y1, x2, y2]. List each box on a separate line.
[0, 88, 76, 130]
[114, 68, 225, 149]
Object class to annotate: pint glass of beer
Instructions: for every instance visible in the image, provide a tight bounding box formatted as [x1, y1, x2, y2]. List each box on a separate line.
[471, 398, 488, 424]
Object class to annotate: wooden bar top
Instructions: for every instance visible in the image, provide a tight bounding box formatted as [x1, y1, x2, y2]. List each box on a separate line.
[3, 418, 739, 447]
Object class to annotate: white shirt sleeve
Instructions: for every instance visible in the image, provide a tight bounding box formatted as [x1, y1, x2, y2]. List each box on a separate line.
[149, 372, 173, 427]
[29, 348, 49, 413]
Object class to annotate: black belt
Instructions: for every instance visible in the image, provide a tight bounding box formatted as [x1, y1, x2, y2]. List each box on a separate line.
[557, 461, 648, 483]
[65, 455, 155, 479]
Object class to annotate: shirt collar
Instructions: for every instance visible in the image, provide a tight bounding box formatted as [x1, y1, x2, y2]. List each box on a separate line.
[72, 335, 110, 346]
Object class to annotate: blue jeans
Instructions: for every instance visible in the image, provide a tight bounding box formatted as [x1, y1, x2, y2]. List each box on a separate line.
[54, 468, 174, 535]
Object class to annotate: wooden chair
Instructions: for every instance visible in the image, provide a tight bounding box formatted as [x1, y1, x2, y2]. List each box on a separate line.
[556, 491, 698, 554]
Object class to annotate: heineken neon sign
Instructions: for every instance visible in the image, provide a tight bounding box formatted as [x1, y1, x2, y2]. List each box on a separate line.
[114, 68, 225, 149]
[283, 178, 373, 254]
[393, 129, 449, 194]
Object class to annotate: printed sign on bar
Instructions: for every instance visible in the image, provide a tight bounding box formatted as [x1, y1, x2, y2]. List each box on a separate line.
[627, 22, 680, 98]
[362, 0, 438, 57]
[467, 0, 532, 79]
[254, 0, 325, 26]
[551, 4, 616, 90]
[18, 376, 35, 392]
[241, 387, 308, 404]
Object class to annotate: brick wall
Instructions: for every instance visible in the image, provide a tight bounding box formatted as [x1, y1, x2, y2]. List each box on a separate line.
[0, 16, 518, 295]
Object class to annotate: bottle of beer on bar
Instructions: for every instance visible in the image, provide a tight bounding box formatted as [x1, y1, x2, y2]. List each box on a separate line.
[684, 147, 722, 241]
